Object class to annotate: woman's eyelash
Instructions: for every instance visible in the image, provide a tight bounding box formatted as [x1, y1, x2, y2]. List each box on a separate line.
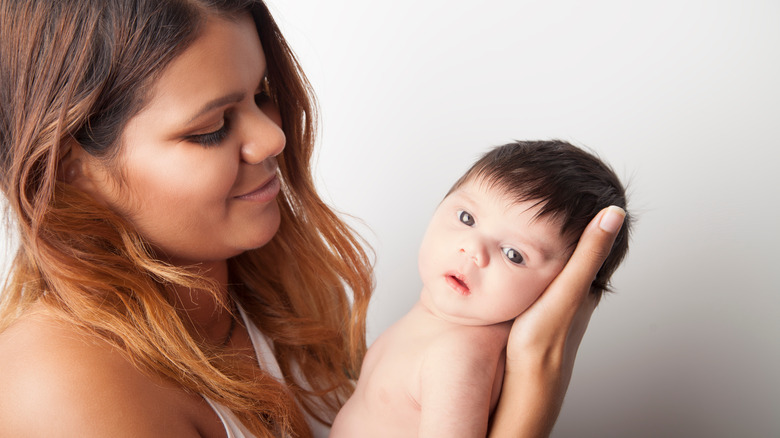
[188, 120, 230, 147]
[256, 77, 272, 105]
[187, 77, 269, 147]
[255, 90, 271, 106]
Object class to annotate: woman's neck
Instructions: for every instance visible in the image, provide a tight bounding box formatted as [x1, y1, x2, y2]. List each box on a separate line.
[171, 260, 234, 345]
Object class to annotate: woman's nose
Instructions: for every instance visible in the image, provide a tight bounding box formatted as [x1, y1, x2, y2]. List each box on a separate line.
[240, 104, 286, 165]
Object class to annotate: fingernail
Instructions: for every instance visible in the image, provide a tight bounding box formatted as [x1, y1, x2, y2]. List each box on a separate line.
[599, 206, 626, 233]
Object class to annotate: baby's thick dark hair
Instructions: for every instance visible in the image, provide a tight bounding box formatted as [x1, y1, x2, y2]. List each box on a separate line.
[448, 140, 631, 297]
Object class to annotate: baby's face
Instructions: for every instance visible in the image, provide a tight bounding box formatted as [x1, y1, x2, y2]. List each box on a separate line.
[418, 178, 571, 326]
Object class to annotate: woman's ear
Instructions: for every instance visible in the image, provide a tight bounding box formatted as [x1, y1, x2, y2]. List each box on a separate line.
[58, 140, 100, 193]
[58, 140, 84, 183]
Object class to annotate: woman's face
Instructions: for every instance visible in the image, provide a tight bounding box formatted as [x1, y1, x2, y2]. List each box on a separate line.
[75, 13, 285, 266]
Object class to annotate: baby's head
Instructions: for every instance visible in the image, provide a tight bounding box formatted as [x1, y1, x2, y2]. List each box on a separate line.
[450, 140, 631, 295]
[418, 140, 630, 325]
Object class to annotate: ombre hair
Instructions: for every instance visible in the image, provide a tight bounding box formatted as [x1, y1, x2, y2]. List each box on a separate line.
[0, 0, 372, 436]
[449, 140, 631, 297]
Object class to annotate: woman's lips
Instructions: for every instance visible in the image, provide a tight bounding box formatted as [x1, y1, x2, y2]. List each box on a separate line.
[235, 174, 280, 202]
[445, 273, 471, 296]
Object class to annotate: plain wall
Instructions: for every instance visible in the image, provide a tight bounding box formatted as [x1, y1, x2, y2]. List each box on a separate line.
[1, 0, 777, 436]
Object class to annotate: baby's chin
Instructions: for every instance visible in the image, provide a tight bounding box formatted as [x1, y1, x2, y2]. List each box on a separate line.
[434, 309, 521, 327]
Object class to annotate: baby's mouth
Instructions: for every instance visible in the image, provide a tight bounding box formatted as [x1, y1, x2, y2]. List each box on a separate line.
[446, 273, 471, 295]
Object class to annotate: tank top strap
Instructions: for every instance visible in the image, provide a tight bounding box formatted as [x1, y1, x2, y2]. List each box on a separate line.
[204, 305, 331, 438]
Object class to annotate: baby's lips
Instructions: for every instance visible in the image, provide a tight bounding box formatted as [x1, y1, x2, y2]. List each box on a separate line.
[445, 272, 471, 295]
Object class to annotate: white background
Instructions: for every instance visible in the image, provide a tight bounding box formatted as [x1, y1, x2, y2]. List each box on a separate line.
[266, 0, 780, 436]
[3, 1, 779, 436]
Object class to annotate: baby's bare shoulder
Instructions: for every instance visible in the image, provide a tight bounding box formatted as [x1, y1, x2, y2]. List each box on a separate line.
[441, 322, 511, 345]
[418, 323, 509, 420]
[427, 323, 511, 365]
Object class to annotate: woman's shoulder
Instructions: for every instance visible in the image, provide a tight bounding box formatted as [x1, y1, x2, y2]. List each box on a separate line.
[0, 306, 221, 437]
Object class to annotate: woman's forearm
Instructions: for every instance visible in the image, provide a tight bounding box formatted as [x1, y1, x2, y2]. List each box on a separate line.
[489, 206, 625, 437]
[490, 358, 564, 438]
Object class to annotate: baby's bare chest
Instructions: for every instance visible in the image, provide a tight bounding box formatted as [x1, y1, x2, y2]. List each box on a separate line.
[359, 330, 428, 408]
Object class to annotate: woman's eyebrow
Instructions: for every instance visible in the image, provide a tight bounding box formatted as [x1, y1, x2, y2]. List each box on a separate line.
[186, 92, 245, 124]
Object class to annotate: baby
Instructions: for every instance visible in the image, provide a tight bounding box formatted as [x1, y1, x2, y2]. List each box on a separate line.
[331, 140, 631, 437]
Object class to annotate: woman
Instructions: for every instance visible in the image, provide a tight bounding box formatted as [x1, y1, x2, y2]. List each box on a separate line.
[0, 0, 624, 436]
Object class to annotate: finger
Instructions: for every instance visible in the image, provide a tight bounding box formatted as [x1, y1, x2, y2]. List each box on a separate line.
[540, 206, 626, 310]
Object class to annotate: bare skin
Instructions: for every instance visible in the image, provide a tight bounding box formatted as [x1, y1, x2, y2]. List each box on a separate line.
[332, 303, 510, 437]
[331, 182, 614, 437]
[0, 299, 243, 437]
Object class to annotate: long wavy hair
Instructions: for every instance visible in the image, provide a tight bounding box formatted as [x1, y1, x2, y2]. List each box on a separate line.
[0, 0, 373, 436]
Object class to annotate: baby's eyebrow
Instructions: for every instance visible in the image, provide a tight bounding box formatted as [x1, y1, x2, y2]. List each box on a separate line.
[534, 242, 558, 261]
[451, 190, 483, 208]
[531, 233, 571, 262]
[511, 221, 566, 262]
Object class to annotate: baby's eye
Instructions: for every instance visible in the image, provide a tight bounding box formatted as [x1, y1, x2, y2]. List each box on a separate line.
[456, 210, 475, 226]
[502, 247, 525, 265]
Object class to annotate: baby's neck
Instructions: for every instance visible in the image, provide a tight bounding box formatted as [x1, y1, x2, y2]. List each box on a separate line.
[414, 294, 514, 331]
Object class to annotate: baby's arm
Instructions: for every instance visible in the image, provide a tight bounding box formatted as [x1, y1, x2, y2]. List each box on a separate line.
[418, 327, 507, 437]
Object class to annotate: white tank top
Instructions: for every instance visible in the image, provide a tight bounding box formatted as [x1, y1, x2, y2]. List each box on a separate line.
[203, 306, 331, 438]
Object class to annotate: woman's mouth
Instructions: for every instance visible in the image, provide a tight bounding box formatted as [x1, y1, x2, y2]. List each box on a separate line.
[235, 174, 280, 203]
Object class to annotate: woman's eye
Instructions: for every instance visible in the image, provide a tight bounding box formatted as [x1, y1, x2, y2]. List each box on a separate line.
[254, 90, 271, 107]
[187, 121, 230, 147]
[255, 77, 272, 106]
[503, 247, 525, 265]
[457, 210, 475, 226]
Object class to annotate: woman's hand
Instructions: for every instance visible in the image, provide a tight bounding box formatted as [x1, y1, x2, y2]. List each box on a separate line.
[490, 206, 626, 438]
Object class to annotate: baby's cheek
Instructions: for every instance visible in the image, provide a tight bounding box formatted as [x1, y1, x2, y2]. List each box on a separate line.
[540, 261, 567, 286]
